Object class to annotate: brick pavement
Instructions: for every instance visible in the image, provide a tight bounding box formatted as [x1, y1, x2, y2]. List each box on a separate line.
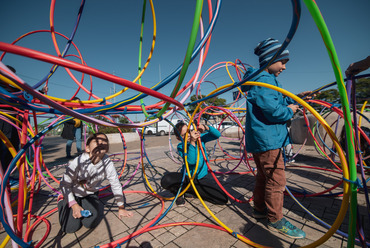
[0, 135, 368, 247]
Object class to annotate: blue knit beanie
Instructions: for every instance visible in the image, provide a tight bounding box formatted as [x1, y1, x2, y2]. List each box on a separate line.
[254, 38, 289, 68]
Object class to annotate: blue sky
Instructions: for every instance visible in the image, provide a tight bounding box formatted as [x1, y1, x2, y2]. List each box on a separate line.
[1, 0, 369, 122]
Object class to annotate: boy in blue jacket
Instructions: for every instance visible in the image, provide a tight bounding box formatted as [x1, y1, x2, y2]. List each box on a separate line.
[161, 122, 228, 206]
[241, 38, 312, 239]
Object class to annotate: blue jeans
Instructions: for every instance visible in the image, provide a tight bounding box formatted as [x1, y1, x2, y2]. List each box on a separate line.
[75, 127, 82, 153]
[66, 127, 82, 156]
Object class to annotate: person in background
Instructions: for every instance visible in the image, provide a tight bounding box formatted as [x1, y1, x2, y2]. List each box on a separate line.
[61, 97, 82, 159]
[284, 119, 295, 163]
[0, 65, 21, 176]
[0, 67, 47, 181]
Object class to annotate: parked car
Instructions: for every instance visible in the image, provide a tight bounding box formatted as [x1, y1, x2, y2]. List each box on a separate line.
[141, 119, 181, 135]
[141, 126, 157, 135]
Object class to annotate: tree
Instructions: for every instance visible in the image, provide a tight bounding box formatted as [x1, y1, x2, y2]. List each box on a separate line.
[188, 94, 227, 121]
[315, 78, 370, 103]
[315, 89, 340, 103]
[313, 77, 370, 108]
[94, 115, 131, 134]
[356, 78, 370, 104]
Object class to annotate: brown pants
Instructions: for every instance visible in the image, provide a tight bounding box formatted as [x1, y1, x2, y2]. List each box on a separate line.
[253, 149, 286, 222]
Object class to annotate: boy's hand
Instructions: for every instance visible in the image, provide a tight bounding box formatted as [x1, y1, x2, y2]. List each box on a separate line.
[297, 91, 319, 100]
[297, 91, 311, 98]
[118, 208, 133, 219]
[71, 204, 83, 219]
[288, 104, 299, 114]
[197, 124, 209, 133]
[189, 130, 200, 143]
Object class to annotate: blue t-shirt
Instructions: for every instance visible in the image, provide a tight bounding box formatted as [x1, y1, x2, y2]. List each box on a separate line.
[177, 126, 221, 179]
[241, 67, 295, 153]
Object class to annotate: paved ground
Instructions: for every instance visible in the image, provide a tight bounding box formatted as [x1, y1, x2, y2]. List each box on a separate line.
[0, 134, 369, 247]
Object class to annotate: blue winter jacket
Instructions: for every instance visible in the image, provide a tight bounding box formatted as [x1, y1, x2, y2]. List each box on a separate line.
[177, 126, 221, 179]
[241, 67, 295, 153]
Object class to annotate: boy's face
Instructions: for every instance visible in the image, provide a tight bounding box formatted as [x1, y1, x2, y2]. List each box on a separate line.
[266, 59, 288, 77]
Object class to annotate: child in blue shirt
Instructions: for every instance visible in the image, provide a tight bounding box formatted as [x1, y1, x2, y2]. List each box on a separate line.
[161, 122, 228, 206]
[241, 38, 313, 239]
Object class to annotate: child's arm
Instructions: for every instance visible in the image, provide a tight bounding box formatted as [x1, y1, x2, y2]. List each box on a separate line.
[105, 157, 133, 219]
[118, 206, 133, 219]
[251, 86, 294, 123]
[200, 125, 221, 143]
[60, 159, 79, 208]
[182, 127, 219, 166]
[71, 204, 84, 219]
[187, 130, 200, 165]
[60, 159, 87, 218]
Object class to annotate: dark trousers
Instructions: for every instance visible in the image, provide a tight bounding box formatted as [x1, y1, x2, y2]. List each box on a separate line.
[0, 116, 20, 173]
[58, 193, 104, 233]
[253, 149, 286, 223]
[161, 172, 228, 205]
[0, 138, 19, 173]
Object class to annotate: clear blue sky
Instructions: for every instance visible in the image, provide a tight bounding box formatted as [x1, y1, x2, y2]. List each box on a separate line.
[1, 0, 369, 122]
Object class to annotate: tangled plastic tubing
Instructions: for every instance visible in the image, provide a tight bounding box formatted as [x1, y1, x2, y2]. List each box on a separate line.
[310, 99, 370, 167]
[0, 2, 219, 245]
[0, 117, 78, 247]
[0, 0, 220, 130]
[0, 0, 360, 246]
[303, 0, 358, 245]
[27, 0, 215, 129]
[0, 45, 184, 117]
[195, 106, 253, 204]
[0, 0, 157, 104]
[22, 191, 165, 248]
[0, 64, 176, 131]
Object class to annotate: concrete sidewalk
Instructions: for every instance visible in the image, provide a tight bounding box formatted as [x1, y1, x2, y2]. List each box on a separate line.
[0, 135, 368, 247]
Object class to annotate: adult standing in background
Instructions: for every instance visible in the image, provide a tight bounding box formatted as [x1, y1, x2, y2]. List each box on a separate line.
[0, 65, 21, 175]
[61, 97, 82, 159]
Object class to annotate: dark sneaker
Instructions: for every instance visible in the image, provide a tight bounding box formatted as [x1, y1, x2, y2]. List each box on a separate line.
[175, 195, 185, 207]
[252, 208, 267, 219]
[268, 217, 306, 239]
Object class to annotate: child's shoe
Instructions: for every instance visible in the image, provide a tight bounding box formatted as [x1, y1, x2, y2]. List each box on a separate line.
[267, 217, 306, 239]
[175, 195, 185, 207]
